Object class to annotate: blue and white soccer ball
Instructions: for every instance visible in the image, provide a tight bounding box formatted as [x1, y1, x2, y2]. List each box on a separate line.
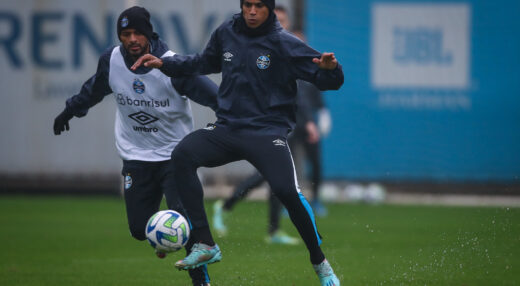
[145, 210, 190, 253]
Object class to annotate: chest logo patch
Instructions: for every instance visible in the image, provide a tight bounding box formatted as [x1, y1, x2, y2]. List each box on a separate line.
[133, 78, 145, 94]
[223, 52, 234, 62]
[256, 55, 271, 70]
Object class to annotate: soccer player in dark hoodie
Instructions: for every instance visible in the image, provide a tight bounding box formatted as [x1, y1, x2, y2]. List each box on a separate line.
[132, 1, 343, 285]
[53, 7, 218, 286]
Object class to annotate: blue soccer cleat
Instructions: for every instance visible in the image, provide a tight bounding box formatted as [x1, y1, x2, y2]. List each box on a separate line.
[175, 243, 222, 270]
[265, 230, 300, 245]
[313, 259, 340, 286]
[212, 200, 227, 237]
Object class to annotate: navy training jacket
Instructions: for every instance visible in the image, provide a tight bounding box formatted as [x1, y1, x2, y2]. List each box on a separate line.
[160, 14, 344, 138]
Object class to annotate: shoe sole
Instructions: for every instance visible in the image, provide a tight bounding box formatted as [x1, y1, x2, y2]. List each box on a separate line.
[175, 254, 222, 270]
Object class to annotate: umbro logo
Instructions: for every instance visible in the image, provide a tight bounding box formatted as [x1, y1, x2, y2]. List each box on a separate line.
[223, 52, 233, 62]
[273, 139, 286, 147]
[203, 123, 216, 130]
[128, 111, 159, 125]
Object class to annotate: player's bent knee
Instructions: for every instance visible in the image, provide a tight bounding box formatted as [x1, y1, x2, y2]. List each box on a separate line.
[270, 184, 300, 202]
[171, 146, 198, 169]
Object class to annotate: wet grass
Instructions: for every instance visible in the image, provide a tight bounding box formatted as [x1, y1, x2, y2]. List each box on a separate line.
[0, 195, 519, 285]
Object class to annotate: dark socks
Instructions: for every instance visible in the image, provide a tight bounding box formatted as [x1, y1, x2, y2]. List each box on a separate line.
[193, 226, 216, 246]
[310, 252, 326, 265]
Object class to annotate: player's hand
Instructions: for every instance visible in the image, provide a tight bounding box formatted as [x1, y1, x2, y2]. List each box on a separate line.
[131, 54, 163, 70]
[53, 109, 74, 135]
[305, 121, 320, 144]
[312, 52, 338, 70]
[317, 108, 332, 137]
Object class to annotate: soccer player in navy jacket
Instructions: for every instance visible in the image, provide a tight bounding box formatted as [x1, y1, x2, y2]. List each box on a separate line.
[53, 7, 217, 286]
[132, 1, 343, 285]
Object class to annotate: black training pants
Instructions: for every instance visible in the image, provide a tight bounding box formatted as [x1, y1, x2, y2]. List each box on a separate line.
[171, 125, 325, 263]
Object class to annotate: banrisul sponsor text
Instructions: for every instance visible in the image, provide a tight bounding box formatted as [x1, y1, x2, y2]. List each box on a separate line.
[117, 94, 170, 107]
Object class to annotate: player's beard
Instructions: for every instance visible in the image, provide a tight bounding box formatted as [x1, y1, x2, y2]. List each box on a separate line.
[126, 43, 148, 61]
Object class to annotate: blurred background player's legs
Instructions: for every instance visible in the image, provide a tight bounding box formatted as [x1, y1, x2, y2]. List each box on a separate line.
[303, 139, 327, 217]
[213, 171, 299, 244]
[213, 171, 264, 235]
[265, 190, 299, 245]
[223, 171, 264, 210]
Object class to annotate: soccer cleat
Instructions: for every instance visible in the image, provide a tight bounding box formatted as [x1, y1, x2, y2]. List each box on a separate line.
[175, 243, 222, 270]
[281, 207, 289, 218]
[212, 200, 227, 236]
[311, 200, 328, 217]
[265, 230, 300, 245]
[313, 259, 340, 286]
[155, 249, 167, 259]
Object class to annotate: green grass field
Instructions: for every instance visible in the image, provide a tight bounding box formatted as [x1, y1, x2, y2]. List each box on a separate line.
[0, 195, 519, 285]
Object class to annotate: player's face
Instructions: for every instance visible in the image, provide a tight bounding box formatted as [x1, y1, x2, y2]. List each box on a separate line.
[274, 9, 289, 30]
[120, 29, 149, 59]
[242, 0, 269, 28]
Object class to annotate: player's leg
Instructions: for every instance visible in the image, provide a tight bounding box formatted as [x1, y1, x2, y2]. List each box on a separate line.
[304, 140, 327, 216]
[121, 160, 163, 241]
[265, 192, 300, 245]
[224, 171, 264, 210]
[161, 161, 211, 286]
[244, 135, 340, 285]
[170, 126, 240, 270]
[267, 192, 282, 235]
[212, 171, 265, 236]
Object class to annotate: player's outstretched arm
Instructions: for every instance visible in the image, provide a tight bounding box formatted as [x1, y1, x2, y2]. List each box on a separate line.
[312, 52, 338, 70]
[131, 54, 163, 70]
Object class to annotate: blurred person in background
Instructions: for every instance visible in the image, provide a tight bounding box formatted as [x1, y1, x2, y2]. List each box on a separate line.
[211, 5, 324, 246]
[52, 6, 218, 286]
[131, 0, 343, 285]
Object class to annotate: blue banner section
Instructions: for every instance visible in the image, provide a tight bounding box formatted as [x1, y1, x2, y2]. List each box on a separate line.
[307, 0, 520, 182]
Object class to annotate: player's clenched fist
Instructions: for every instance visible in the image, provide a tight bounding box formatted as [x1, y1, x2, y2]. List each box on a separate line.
[131, 54, 163, 70]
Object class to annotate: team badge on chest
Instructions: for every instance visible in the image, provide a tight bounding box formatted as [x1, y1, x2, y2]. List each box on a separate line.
[133, 78, 145, 94]
[256, 55, 271, 70]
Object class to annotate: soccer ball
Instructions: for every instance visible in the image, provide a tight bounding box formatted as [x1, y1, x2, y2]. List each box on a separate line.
[145, 210, 190, 253]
